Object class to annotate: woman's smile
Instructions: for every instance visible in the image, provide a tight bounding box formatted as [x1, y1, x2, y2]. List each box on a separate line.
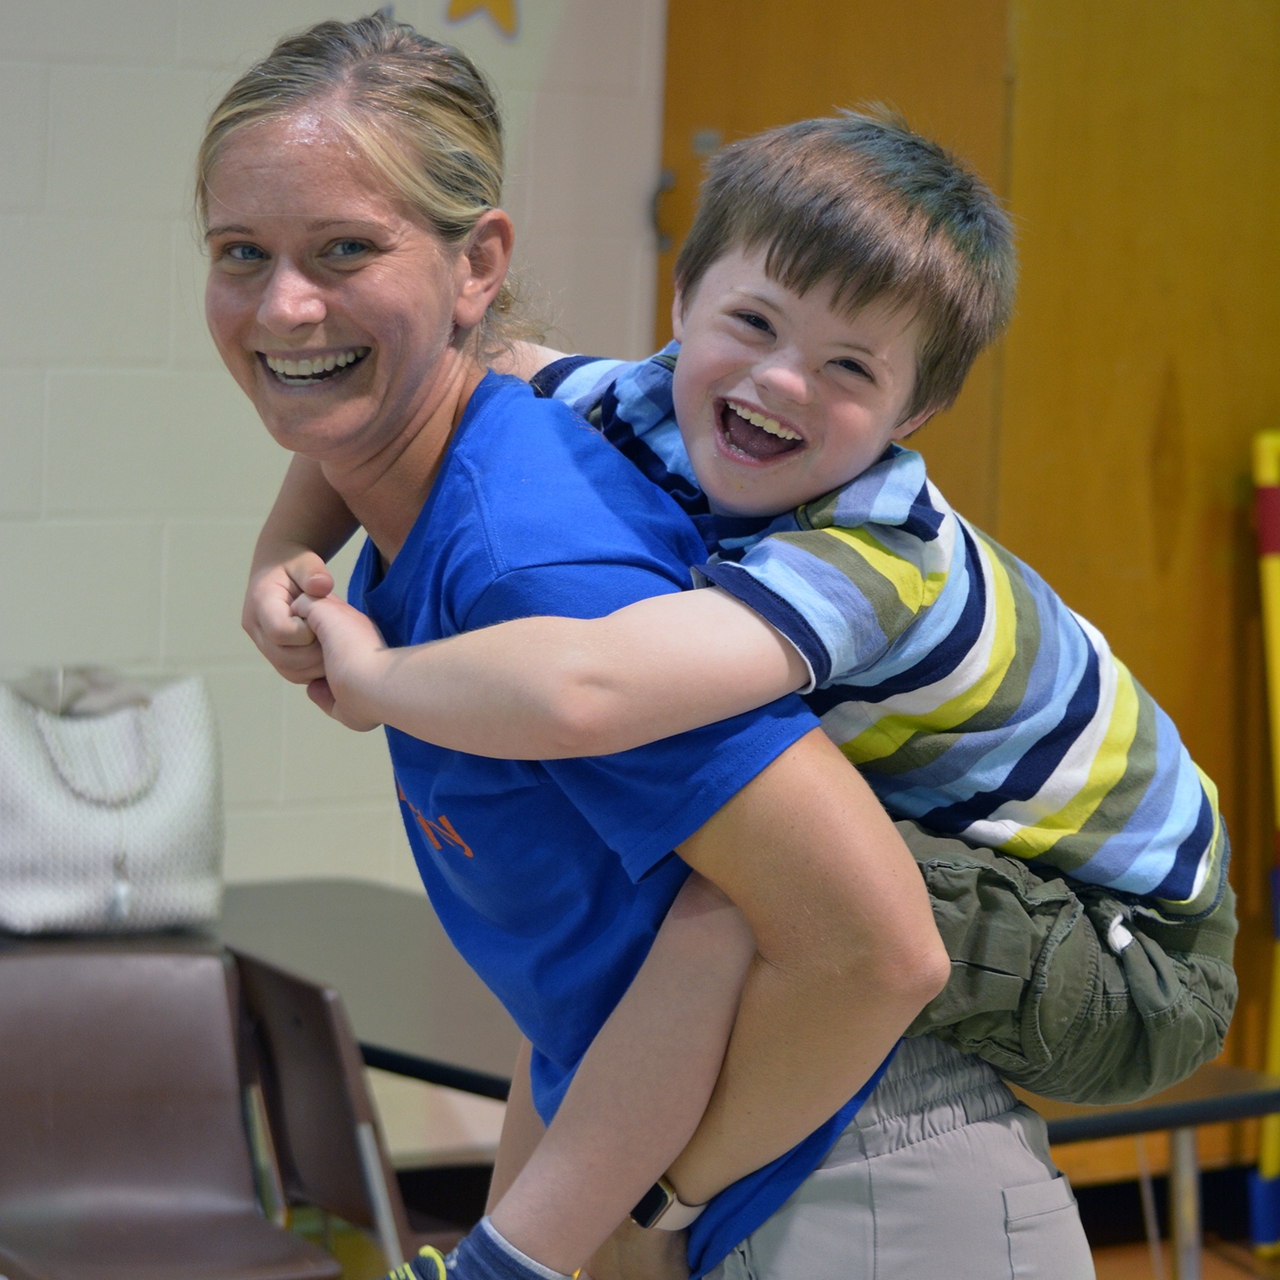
[260, 346, 372, 386]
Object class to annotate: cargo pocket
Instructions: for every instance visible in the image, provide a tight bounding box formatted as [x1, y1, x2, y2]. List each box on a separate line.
[1004, 1175, 1095, 1278]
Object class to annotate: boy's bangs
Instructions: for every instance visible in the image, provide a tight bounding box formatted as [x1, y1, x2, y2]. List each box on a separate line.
[753, 203, 930, 324]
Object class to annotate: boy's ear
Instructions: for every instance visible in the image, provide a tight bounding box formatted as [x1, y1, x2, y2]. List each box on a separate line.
[891, 405, 938, 441]
[454, 208, 515, 332]
[671, 289, 685, 342]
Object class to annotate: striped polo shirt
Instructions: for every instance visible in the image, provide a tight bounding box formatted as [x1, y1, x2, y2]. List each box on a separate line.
[534, 346, 1227, 922]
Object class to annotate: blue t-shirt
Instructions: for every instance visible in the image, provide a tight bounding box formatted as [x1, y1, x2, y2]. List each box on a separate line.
[350, 373, 864, 1276]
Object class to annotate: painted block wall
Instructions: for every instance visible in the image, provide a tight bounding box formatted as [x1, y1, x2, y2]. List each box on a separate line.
[0, 0, 666, 897]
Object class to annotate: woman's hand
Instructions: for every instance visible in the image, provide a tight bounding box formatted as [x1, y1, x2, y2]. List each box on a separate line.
[243, 546, 335, 684]
[290, 593, 388, 732]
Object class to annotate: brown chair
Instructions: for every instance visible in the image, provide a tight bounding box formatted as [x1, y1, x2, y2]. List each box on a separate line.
[0, 935, 340, 1280]
[233, 949, 472, 1272]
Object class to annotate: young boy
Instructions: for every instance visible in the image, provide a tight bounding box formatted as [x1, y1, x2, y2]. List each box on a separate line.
[250, 112, 1235, 1280]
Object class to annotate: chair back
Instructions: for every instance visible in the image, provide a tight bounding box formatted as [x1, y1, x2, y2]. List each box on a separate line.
[0, 936, 340, 1280]
[0, 939, 255, 1212]
[234, 949, 415, 1267]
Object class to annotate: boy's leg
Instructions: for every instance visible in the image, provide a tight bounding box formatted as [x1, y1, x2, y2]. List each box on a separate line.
[898, 820, 1238, 1104]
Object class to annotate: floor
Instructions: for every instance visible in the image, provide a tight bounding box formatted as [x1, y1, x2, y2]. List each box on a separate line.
[334, 1238, 1266, 1280]
[1092, 1242, 1267, 1279]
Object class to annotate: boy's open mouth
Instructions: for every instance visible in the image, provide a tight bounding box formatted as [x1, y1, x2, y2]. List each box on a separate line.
[718, 399, 804, 461]
[262, 347, 370, 386]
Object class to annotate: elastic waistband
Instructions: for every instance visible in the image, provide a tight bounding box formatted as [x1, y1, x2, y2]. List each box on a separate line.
[823, 1035, 1018, 1165]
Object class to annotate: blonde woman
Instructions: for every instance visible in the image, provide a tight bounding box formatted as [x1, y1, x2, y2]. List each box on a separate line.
[203, 15, 947, 1280]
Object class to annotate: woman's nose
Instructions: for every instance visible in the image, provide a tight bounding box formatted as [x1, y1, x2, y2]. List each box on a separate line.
[257, 264, 326, 333]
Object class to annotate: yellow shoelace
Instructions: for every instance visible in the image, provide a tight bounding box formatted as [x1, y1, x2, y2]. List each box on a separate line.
[389, 1245, 447, 1280]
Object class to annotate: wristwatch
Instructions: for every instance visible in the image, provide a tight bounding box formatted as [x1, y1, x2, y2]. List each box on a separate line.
[630, 1176, 707, 1230]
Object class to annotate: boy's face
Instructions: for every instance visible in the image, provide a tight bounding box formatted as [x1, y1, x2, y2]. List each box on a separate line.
[671, 247, 932, 516]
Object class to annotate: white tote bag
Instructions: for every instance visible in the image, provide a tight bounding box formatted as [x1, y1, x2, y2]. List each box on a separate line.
[0, 671, 224, 933]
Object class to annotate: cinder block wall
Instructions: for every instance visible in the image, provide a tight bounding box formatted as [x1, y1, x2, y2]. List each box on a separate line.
[0, 0, 666, 891]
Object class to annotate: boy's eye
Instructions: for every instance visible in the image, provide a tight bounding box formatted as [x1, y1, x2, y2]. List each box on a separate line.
[834, 358, 872, 379]
[733, 311, 774, 334]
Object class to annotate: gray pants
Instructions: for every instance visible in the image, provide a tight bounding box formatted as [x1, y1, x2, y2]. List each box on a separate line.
[707, 1036, 1095, 1280]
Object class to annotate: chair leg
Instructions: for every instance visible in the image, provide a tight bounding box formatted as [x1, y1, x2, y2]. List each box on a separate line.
[357, 1120, 405, 1269]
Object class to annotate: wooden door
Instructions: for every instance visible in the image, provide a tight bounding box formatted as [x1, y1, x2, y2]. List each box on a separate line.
[659, 0, 1280, 1187]
[658, 0, 1010, 529]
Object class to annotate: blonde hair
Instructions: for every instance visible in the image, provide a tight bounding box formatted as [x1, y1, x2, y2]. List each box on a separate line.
[197, 12, 539, 348]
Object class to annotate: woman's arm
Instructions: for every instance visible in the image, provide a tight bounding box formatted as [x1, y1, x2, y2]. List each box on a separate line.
[243, 454, 360, 684]
[292, 587, 809, 753]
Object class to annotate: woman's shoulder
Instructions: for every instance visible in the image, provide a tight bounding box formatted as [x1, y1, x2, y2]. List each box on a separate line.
[443, 372, 706, 574]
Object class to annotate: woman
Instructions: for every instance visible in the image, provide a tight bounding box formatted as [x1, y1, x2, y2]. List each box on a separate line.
[200, 15, 951, 1280]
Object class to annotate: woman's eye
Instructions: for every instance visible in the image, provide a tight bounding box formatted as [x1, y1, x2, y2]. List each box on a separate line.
[224, 243, 266, 263]
[330, 239, 370, 259]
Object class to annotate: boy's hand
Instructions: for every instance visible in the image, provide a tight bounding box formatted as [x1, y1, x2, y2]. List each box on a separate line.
[242, 548, 335, 685]
[291, 593, 387, 732]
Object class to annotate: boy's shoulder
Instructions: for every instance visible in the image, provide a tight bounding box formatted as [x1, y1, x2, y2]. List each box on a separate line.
[530, 346, 677, 428]
[794, 445, 948, 545]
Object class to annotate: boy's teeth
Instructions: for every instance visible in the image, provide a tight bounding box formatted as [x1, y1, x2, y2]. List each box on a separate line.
[730, 402, 802, 440]
[266, 347, 369, 379]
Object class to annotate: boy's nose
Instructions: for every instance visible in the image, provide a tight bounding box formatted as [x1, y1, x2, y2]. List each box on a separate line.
[753, 354, 813, 406]
[257, 264, 327, 334]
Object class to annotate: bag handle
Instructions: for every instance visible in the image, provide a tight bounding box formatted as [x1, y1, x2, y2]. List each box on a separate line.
[34, 703, 160, 806]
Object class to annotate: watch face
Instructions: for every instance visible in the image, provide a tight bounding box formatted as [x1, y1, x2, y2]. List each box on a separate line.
[630, 1181, 672, 1229]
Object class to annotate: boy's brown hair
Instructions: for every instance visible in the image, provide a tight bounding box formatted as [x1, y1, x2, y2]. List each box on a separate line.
[674, 110, 1016, 420]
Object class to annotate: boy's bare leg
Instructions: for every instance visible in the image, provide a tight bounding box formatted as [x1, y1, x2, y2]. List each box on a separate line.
[487, 1038, 545, 1212]
[487, 874, 754, 1273]
[584, 1219, 689, 1280]
[487, 1043, 688, 1280]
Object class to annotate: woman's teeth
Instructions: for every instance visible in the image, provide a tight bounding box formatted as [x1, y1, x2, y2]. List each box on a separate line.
[727, 401, 802, 440]
[265, 347, 370, 383]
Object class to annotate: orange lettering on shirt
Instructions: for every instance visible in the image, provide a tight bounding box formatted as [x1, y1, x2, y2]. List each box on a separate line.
[421, 814, 474, 858]
[396, 776, 473, 857]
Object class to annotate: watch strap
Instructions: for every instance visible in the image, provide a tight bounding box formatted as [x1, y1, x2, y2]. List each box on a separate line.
[630, 1176, 707, 1231]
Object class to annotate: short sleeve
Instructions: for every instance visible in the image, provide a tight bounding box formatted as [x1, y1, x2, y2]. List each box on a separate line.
[465, 559, 820, 881]
[700, 521, 953, 689]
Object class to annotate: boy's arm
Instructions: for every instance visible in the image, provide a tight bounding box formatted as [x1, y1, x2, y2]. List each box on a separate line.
[487, 874, 752, 1274]
[244, 454, 360, 685]
[293, 587, 809, 755]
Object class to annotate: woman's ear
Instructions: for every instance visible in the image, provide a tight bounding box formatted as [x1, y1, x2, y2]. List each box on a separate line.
[454, 209, 515, 331]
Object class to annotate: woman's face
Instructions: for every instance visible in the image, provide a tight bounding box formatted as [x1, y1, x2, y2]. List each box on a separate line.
[204, 110, 470, 464]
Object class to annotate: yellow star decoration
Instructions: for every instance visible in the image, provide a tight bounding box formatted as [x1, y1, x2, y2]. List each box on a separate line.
[446, 0, 519, 39]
